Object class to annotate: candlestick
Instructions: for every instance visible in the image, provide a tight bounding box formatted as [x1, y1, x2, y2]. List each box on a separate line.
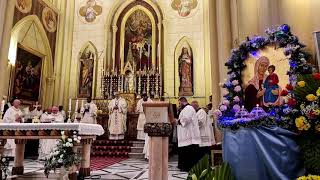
[67, 110, 72, 123]
[147, 73, 150, 96]
[0, 97, 5, 122]
[75, 99, 79, 113]
[81, 100, 84, 110]
[68, 98, 72, 112]
[137, 74, 141, 98]
[148, 44, 151, 70]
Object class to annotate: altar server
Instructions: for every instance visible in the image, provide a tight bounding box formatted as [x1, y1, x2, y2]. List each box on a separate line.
[177, 97, 201, 172]
[108, 92, 128, 140]
[3, 99, 23, 157]
[191, 101, 215, 159]
[38, 106, 64, 160]
[81, 97, 98, 124]
[136, 93, 152, 140]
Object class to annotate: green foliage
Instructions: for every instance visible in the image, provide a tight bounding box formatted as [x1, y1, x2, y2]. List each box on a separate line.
[188, 155, 234, 180]
[298, 135, 320, 175]
[294, 74, 320, 102]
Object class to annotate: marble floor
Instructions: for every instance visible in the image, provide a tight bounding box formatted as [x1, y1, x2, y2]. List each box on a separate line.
[6, 157, 188, 180]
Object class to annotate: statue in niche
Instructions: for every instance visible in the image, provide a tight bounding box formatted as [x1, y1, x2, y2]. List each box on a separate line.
[178, 47, 193, 96]
[124, 71, 135, 93]
[79, 0, 102, 23]
[79, 46, 95, 98]
[171, 0, 198, 17]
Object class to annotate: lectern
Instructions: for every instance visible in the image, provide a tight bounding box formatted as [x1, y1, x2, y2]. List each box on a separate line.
[143, 102, 172, 180]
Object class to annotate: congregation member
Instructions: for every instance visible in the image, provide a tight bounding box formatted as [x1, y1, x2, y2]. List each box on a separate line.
[176, 97, 201, 172]
[108, 92, 128, 140]
[3, 99, 23, 157]
[191, 101, 215, 159]
[81, 97, 98, 124]
[38, 106, 64, 160]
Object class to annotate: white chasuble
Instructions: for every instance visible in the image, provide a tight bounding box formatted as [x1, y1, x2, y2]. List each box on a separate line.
[136, 98, 153, 140]
[3, 106, 23, 156]
[81, 102, 98, 124]
[197, 108, 215, 147]
[108, 97, 127, 140]
[177, 105, 201, 147]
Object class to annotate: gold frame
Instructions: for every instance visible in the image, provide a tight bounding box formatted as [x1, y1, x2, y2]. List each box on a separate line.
[119, 5, 156, 74]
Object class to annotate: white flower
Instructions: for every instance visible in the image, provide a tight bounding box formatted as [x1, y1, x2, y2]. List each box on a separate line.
[232, 80, 239, 86]
[52, 157, 56, 161]
[77, 136, 81, 140]
[61, 131, 65, 135]
[60, 154, 63, 158]
[68, 138, 72, 142]
[61, 135, 66, 140]
[2, 158, 6, 162]
[76, 140, 81, 143]
[73, 138, 77, 141]
[70, 143, 73, 147]
[66, 142, 71, 147]
[73, 131, 77, 134]
[234, 86, 242, 92]
[58, 159, 63, 163]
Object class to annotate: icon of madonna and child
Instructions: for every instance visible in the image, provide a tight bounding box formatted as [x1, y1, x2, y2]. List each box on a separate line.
[244, 56, 283, 112]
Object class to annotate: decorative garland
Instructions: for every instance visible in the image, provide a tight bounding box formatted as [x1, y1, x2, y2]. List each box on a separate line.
[216, 24, 314, 130]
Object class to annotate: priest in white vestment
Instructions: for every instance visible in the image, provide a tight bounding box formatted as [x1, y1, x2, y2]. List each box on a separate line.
[191, 101, 215, 160]
[176, 97, 201, 172]
[38, 106, 64, 160]
[81, 97, 98, 124]
[108, 92, 128, 140]
[32, 105, 43, 118]
[23, 103, 35, 122]
[136, 93, 152, 140]
[3, 99, 23, 157]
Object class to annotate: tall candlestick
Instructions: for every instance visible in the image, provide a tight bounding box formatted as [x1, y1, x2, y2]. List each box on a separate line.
[75, 99, 79, 112]
[81, 100, 84, 110]
[68, 98, 72, 111]
[148, 44, 151, 70]
[139, 47, 142, 71]
[0, 99, 5, 112]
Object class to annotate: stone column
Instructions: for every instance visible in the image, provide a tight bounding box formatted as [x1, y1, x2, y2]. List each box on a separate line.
[0, 0, 15, 97]
[12, 139, 27, 175]
[216, 0, 232, 84]
[79, 138, 93, 177]
[143, 102, 172, 180]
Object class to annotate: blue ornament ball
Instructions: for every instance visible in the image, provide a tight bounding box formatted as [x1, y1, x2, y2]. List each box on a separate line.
[280, 24, 290, 33]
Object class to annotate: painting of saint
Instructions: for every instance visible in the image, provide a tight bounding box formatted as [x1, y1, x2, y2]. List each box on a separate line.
[79, 0, 102, 23]
[13, 47, 42, 102]
[42, 7, 57, 32]
[171, 0, 198, 17]
[78, 46, 95, 98]
[124, 10, 152, 71]
[15, 0, 32, 14]
[178, 47, 193, 96]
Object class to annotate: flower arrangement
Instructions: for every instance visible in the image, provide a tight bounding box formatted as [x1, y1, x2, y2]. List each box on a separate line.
[0, 156, 9, 180]
[297, 175, 320, 180]
[44, 130, 81, 177]
[215, 24, 314, 130]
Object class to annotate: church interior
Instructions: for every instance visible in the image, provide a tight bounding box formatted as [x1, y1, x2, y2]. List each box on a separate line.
[1, 0, 320, 179]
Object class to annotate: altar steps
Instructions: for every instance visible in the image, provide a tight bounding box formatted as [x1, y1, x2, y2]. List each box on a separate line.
[129, 140, 145, 159]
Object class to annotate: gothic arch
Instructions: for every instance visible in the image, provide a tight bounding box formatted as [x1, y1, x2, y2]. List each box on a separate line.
[9, 15, 54, 107]
[77, 41, 99, 98]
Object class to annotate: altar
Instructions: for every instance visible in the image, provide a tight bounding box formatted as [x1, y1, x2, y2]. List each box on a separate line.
[0, 123, 104, 177]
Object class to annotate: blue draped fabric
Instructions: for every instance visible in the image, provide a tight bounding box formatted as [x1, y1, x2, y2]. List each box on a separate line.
[223, 126, 305, 180]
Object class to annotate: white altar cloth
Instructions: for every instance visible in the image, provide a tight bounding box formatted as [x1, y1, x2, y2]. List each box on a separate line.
[0, 123, 104, 136]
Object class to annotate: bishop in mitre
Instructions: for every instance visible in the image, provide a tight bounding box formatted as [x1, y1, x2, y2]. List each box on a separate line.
[108, 92, 128, 140]
[136, 93, 152, 140]
[38, 106, 64, 160]
[81, 97, 98, 124]
[3, 99, 23, 157]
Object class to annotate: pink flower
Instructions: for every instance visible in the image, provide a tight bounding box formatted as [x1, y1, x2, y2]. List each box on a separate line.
[232, 80, 239, 86]
[222, 89, 229, 96]
[233, 96, 240, 102]
[233, 104, 241, 112]
[234, 86, 242, 92]
[222, 100, 230, 106]
[213, 109, 222, 118]
[219, 105, 227, 112]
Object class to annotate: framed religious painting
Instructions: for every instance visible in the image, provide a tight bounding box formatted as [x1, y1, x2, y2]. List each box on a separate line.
[12, 45, 43, 103]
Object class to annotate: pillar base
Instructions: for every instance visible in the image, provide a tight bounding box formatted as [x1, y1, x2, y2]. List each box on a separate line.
[68, 172, 77, 180]
[12, 166, 24, 175]
[79, 167, 90, 177]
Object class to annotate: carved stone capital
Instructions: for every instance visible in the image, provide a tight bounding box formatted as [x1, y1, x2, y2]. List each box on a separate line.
[144, 123, 172, 137]
[81, 139, 93, 145]
[14, 139, 27, 144]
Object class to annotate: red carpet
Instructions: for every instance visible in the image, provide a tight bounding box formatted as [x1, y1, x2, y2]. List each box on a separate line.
[90, 157, 127, 170]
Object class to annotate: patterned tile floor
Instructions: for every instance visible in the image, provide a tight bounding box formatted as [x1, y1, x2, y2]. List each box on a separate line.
[6, 156, 188, 179]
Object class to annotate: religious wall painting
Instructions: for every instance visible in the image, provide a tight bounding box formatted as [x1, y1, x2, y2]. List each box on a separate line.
[171, 0, 198, 17]
[177, 43, 193, 96]
[242, 45, 289, 111]
[78, 0, 102, 23]
[78, 43, 96, 98]
[42, 7, 57, 32]
[16, 0, 32, 13]
[13, 46, 43, 102]
[124, 9, 152, 71]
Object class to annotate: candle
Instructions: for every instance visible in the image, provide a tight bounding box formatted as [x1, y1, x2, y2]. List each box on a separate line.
[139, 47, 142, 59]
[81, 100, 84, 110]
[75, 99, 79, 112]
[68, 98, 72, 111]
[0, 99, 5, 112]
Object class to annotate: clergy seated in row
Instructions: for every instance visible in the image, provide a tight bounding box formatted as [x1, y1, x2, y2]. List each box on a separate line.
[38, 106, 64, 160]
[81, 97, 98, 124]
[23, 103, 43, 123]
[3, 99, 23, 157]
[108, 92, 128, 140]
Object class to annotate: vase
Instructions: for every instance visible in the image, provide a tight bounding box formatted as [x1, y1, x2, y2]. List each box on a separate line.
[298, 134, 320, 175]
